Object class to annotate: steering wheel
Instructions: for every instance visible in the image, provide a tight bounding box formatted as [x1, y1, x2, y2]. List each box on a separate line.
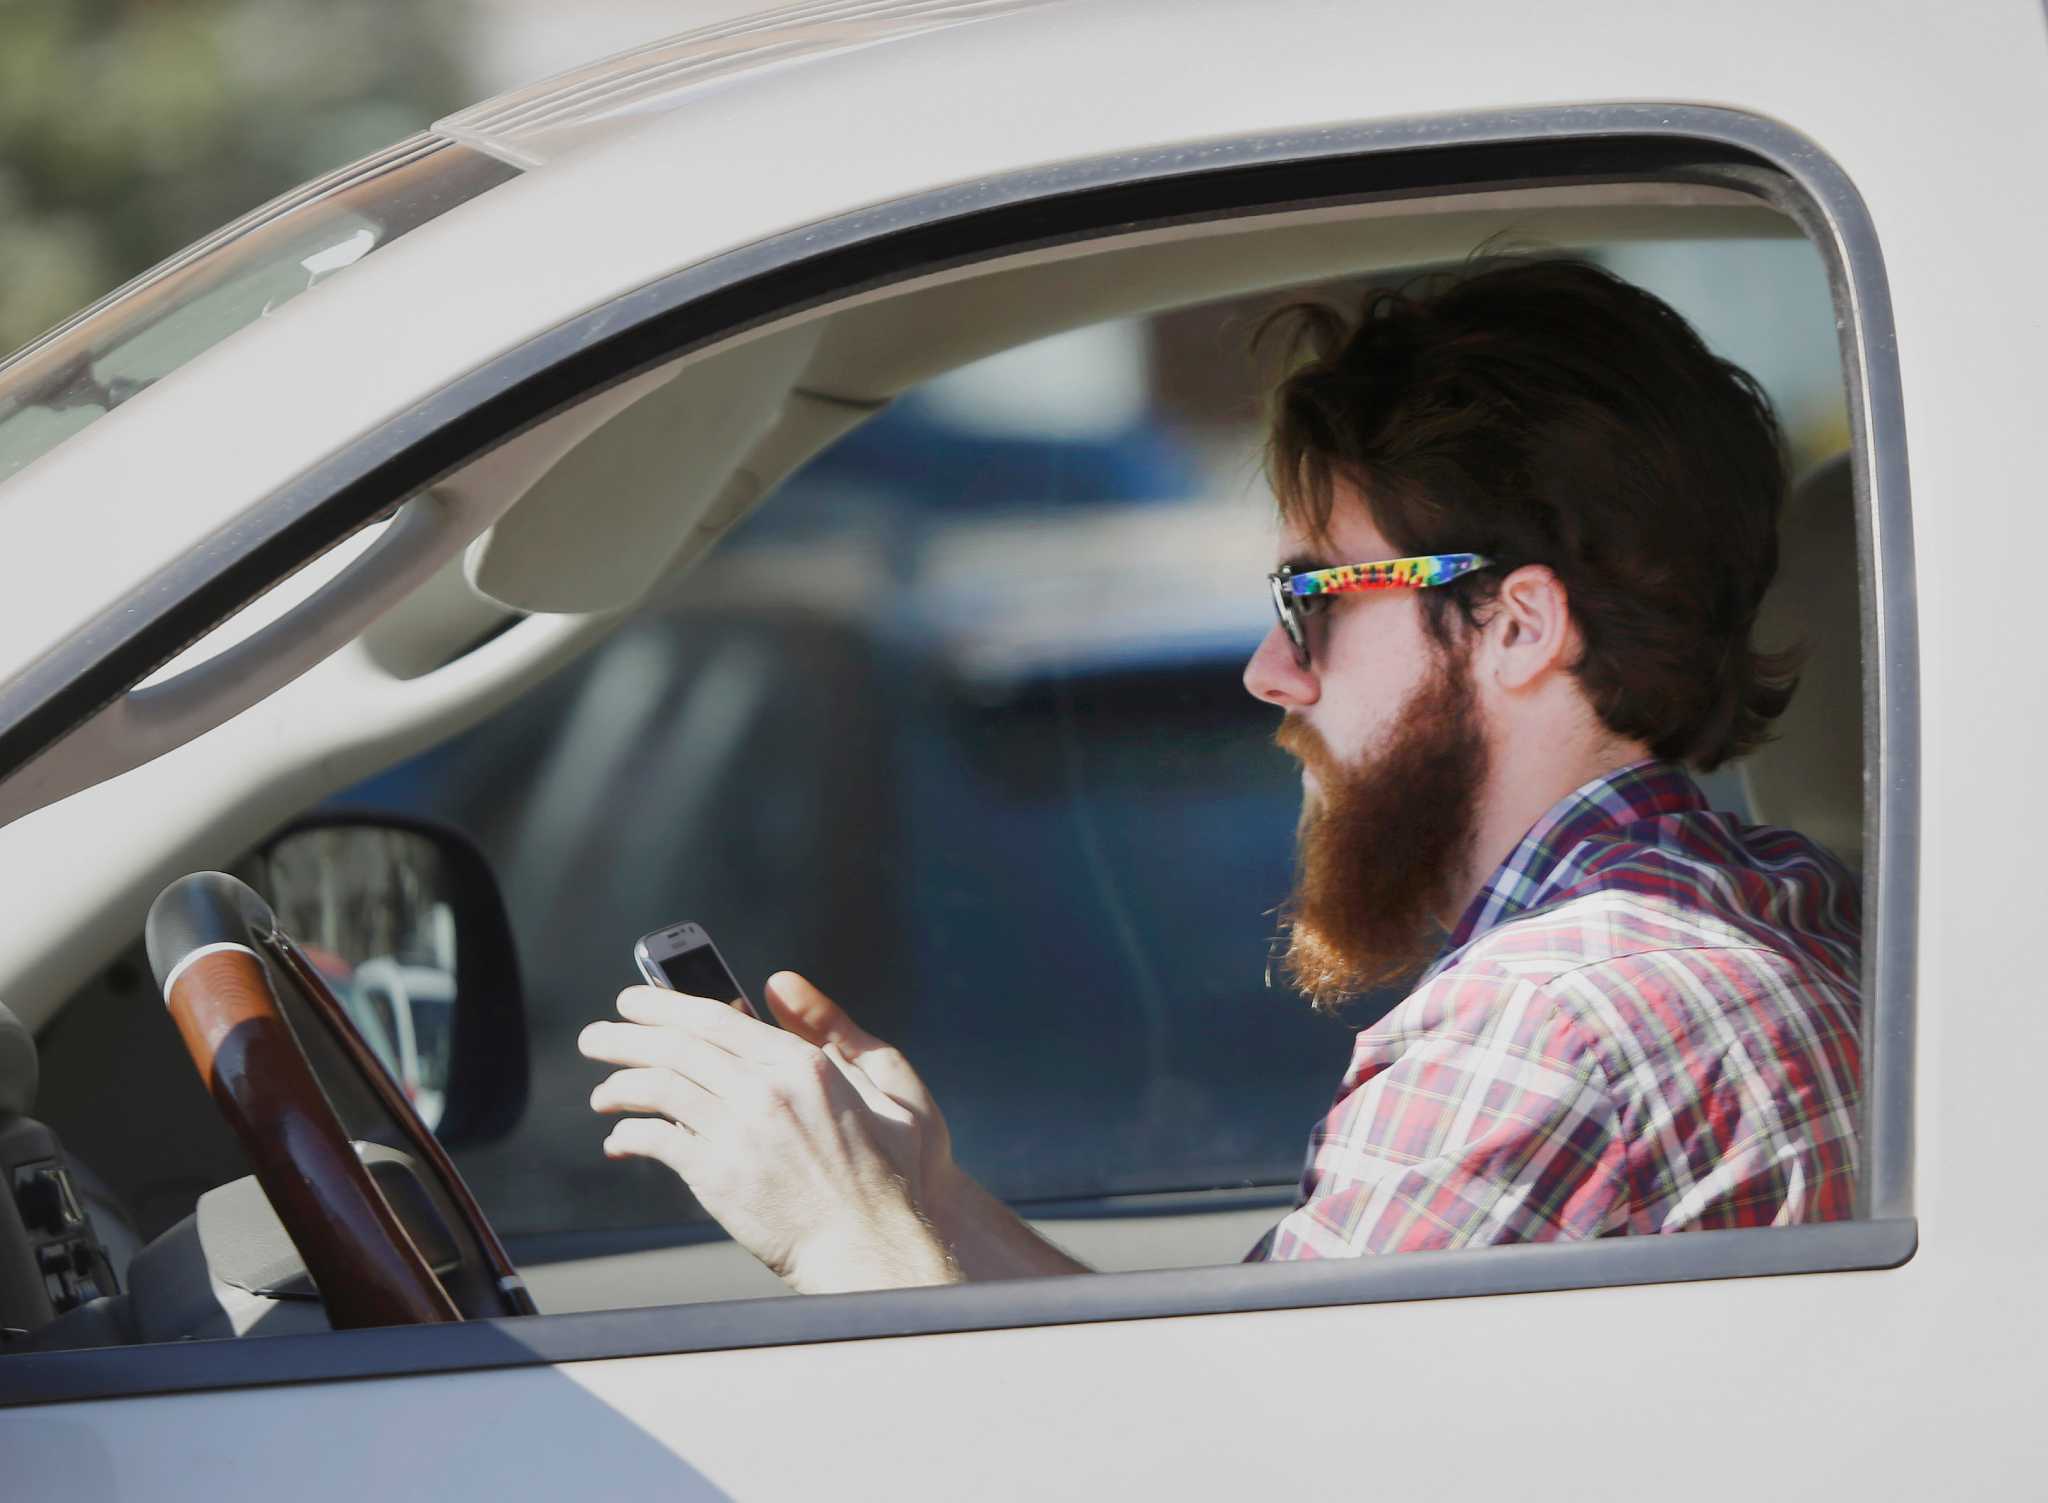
[145, 871, 532, 1329]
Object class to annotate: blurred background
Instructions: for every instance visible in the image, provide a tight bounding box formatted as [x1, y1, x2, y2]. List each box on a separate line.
[6, 1, 1857, 1245]
[0, 0, 765, 356]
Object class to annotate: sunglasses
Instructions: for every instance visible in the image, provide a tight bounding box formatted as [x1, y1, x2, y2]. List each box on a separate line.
[1265, 552, 1493, 668]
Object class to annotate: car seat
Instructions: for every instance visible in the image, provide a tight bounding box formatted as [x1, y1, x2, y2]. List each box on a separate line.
[1738, 451, 1863, 869]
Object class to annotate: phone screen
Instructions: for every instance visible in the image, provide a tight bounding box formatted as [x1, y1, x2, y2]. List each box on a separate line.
[648, 943, 745, 1007]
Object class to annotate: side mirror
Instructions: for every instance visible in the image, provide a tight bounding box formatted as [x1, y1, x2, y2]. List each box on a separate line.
[243, 813, 527, 1147]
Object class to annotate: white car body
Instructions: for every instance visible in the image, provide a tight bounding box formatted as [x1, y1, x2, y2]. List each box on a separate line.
[0, 0, 2039, 1494]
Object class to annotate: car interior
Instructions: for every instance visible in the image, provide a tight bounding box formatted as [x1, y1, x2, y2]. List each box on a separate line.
[0, 175, 1866, 1350]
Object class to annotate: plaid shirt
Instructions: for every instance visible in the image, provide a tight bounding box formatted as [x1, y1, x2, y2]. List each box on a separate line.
[1248, 759, 1862, 1260]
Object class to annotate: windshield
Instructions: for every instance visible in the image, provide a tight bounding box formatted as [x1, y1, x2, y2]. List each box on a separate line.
[0, 135, 521, 485]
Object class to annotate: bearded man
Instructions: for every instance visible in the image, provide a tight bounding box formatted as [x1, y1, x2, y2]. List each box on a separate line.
[579, 257, 1864, 1291]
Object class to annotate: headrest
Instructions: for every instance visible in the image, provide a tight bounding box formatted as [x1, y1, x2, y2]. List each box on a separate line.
[1739, 452, 1863, 868]
[0, 997, 36, 1117]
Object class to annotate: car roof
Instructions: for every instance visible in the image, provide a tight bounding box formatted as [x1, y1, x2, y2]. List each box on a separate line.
[435, 0, 1065, 171]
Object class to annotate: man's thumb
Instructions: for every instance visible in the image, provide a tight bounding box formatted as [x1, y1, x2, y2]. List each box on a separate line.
[763, 970, 875, 1051]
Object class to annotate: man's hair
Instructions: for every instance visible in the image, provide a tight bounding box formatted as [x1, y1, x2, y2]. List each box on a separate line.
[1261, 255, 1798, 770]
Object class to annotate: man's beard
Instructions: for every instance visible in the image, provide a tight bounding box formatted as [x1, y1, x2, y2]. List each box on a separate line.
[1275, 642, 1489, 1013]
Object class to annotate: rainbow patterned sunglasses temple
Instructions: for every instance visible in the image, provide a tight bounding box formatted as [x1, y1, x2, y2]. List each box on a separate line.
[1265, 552, 1493, 668]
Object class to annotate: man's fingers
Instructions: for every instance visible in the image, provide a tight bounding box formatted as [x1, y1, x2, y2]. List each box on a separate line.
[602, 1115, 695, 1176]
[763, 971, 885, 1054]
[590, 1066, 722, 1128]
[763, 973, 934, 1114]
[578, 1019, 749, 1096]
[614, 986, 788, 1061]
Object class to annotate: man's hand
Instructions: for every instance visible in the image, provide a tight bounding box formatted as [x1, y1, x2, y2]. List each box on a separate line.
[754, 970, 961, 1218]
[579, 972, 958, 1294]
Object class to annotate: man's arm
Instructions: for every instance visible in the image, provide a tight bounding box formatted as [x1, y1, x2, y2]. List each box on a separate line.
[581, 970, 1091, 1292]
[928, 1163, 1090, 1280]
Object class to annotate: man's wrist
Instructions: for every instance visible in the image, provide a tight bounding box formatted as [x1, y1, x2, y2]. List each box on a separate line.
[787, 1203, 960, 1295]
[921, 1158, 980, 1248]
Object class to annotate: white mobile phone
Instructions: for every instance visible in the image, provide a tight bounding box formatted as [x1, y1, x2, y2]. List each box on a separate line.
[632, 921, 768, 1024]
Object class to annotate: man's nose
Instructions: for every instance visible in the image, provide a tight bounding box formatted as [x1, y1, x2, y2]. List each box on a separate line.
[1243, 622, 1319, 707]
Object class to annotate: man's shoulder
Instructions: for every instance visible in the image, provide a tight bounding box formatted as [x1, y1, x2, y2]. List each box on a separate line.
[1401, 878, 1856, 1064]
[1445, 884, 1836, 990]
[1374, 889, 1721, 1039]
[1461, 811, 1857, 982]
[1452, 884, 1760, 982]
[1366, 889, 1851, 1106]
[1363, 809, 1861, 1073]
[1420, 888, 1847, 1043]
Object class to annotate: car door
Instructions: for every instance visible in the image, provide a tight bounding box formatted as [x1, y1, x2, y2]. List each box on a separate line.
[5, 1, 2044, 1494]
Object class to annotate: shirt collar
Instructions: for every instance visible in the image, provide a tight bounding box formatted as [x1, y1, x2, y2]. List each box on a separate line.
[1435, 757, 1709, 963]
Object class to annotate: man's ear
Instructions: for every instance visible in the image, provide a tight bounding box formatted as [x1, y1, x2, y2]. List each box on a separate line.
[1483, 564, 1578, 692]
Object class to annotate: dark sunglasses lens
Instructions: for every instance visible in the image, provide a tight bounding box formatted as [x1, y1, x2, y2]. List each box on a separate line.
[1269, 577, 1309, 667]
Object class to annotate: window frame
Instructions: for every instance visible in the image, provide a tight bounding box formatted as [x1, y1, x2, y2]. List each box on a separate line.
[0, 100, 1917, 1410]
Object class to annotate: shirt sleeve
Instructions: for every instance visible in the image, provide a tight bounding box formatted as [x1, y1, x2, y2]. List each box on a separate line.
[1249, 974, 1629, 1260]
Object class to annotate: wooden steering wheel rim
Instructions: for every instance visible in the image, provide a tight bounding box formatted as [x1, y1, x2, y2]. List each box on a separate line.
[152, 874, 459, 1329]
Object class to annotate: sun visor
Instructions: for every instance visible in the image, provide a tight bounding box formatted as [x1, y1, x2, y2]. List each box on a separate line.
[464, 323, 823, 613]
